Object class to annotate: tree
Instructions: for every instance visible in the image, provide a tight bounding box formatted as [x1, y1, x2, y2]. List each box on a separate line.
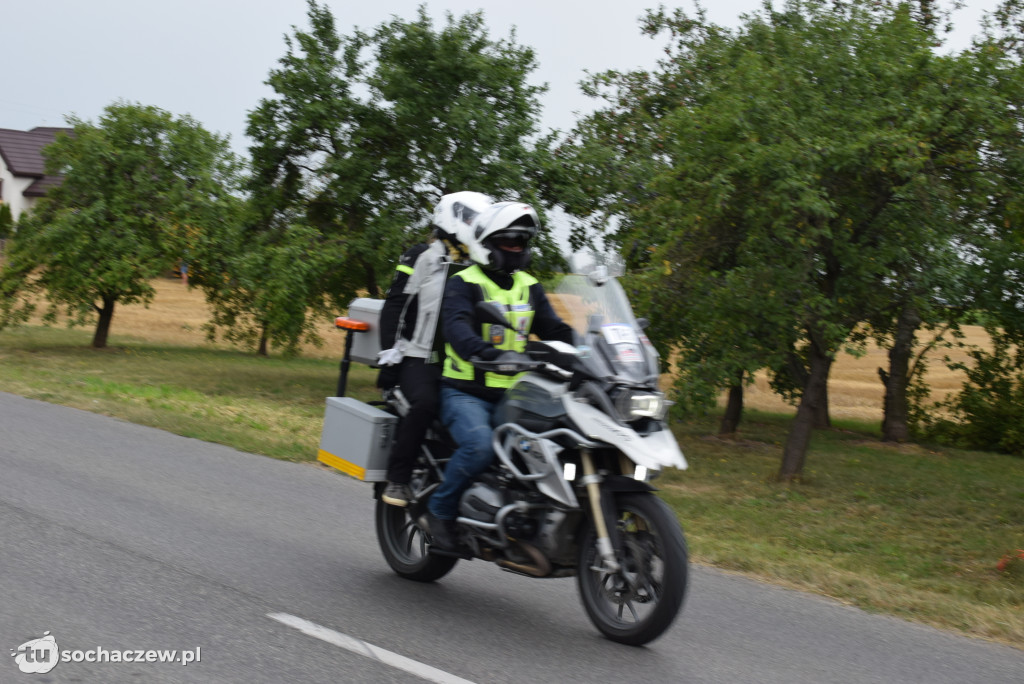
[0, 202, 12, 258]
[901, 0, 1024, 452]
[202, 1, 554, 355]
[564, 0, 1020, 480]
[548, 10, 798, 437]
[0, 102, 239, 348]
[915, 329, 1024, 455]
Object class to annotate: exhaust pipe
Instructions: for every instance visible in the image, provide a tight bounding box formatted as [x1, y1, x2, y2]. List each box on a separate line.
[497, 540, 551, 577]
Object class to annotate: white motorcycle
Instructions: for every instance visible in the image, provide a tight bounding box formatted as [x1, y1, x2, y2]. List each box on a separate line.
[365, 260, 689, 646]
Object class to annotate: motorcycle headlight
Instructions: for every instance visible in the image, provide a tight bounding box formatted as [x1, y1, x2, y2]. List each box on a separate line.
[563, 462, 577, 481]
[614, 389, 669, 421]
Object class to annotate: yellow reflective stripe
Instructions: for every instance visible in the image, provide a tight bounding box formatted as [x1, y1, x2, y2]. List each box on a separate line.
[395, 264, 414, 275]
[486, 371, 521, 389]
[443, 346, 474, 380]
[443, 267, 482, 380]
[317, 449, 367, 480]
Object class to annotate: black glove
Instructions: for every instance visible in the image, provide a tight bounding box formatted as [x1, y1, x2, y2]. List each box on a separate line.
[491, 350, 533, 374]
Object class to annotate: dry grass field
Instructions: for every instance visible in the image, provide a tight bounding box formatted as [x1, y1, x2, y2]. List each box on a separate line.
[97, 275, 988, 423]
[89, 275, 350, 359]
[743, 330, 988, 422]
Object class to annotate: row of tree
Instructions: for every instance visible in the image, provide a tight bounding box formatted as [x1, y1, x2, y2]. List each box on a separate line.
[551, 0, 1024, 475]
[1, 0, 1022, 478]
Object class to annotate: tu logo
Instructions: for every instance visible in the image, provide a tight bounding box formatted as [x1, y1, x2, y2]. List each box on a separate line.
[11, 632, 59, 674]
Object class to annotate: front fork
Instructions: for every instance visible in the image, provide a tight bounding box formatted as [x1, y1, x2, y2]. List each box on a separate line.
[581, 448, 621, 573]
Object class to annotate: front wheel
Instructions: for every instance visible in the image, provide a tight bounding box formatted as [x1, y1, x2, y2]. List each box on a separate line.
[577, 492, 688, 646]
[375, 499, 458, 582]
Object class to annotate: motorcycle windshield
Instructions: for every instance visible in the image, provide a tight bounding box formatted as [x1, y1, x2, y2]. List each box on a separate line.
[549, 269, 660, 385]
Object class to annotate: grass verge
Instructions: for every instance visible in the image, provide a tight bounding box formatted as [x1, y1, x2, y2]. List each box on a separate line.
[0, 325, 372, 461]
[1, 325, 1021, 648]
[662, 411, 1023, 647]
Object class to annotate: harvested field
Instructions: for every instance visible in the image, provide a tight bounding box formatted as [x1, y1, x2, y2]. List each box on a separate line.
[39, 275, 989, 422]
[743, 328, 987, 422]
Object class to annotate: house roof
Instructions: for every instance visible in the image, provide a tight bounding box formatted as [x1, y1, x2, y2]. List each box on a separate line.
[0, 126, 73, 197]
[24, 175, 64, 197]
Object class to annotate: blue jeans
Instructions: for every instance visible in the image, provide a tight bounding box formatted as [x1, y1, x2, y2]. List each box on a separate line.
[428, 386, 498, 520]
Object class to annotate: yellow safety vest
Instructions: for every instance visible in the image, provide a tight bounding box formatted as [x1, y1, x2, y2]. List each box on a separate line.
[443, 265, 537, 389]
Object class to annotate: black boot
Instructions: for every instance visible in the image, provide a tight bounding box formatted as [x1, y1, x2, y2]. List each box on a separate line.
[420, 511, 458, 551]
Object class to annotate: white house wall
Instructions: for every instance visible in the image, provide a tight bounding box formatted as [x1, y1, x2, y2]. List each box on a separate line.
[0, 162, 37, 222]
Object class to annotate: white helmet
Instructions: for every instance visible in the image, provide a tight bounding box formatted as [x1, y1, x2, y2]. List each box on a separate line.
[431, 192, 493, 247]
[467, 201, 540, 272]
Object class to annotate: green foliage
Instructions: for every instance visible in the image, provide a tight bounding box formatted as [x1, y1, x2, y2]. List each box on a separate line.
[0, 202, 12, 240]
[559, 0, 1024, 477]
[197, 216, 339, 356]
[370, 6, 547, 201]
[914, 331, 1024, 456]
[0, 102, 240, 348]
[206, 1, 554, 354]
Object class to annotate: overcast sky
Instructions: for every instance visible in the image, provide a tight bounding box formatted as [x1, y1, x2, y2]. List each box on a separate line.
[0, 0, 1003, 157]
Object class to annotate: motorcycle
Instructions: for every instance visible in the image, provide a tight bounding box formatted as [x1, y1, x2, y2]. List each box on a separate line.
[371, 258, 690, 646]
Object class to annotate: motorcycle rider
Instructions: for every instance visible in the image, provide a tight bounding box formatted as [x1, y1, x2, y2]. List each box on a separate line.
[422, 201, 574, 550]
[376, 242, 429, 393]
[377, 192, 493, 507]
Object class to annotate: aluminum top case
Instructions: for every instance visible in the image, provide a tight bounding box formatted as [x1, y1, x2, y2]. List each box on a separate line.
[317, 396, 396, 481]
[345, 298, 384, 365]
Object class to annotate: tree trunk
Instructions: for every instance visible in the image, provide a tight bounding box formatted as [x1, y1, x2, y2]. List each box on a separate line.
[92, 295, 117, 349]
[257, 326, 269, 357]
[778, 344, 833, 482]
[365, 264, 379, 299]
[782, 347, 831, 429]
[880, 303, 922, 442]
[813, 379, 831, 429]
[718, 371, 744, 436]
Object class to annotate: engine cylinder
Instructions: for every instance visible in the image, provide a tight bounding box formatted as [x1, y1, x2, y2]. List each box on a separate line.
[459, 482, 504, 522]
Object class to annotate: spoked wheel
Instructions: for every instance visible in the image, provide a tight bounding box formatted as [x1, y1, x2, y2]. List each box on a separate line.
[375, 499, 458, 582]
[577, 492, 688, 646]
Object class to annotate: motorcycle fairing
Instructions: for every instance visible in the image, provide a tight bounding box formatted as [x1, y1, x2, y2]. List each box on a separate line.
[563, 399, 688, 472]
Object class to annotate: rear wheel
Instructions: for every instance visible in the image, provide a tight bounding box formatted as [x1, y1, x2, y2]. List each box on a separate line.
[577, 492, 688, 646]
[375, 499, 458, 582]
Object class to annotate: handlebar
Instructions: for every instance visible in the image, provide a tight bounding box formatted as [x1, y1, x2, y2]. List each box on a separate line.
[470, 351, 547, 375]
[469, 343, 586, 382]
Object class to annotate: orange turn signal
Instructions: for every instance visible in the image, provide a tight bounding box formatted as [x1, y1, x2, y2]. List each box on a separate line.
[335, 317, 371, 332]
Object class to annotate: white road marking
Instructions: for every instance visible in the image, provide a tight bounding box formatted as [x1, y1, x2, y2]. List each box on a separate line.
[267, 612, 477, 684]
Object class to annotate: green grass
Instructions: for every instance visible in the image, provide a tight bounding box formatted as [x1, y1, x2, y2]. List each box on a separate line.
[0, 325, 379, 461]
[663, 410, 1023, 646]
[1, 325, 1022, 648]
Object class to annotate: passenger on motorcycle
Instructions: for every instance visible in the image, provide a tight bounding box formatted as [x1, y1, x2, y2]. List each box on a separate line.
[377, 192, 494, 508]
[376, 242, 429, 394]
[422, 201, 574, 550]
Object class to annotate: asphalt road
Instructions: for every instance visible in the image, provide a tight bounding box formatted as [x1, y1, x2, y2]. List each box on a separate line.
[1, 391, 1021, 683]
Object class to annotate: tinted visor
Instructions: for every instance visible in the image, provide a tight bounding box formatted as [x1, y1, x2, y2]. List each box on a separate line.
[491, 233, 530, 251]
